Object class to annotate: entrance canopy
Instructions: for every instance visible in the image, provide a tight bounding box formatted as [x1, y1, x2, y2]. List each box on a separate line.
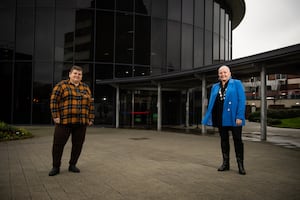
[98, 44, 300, 90]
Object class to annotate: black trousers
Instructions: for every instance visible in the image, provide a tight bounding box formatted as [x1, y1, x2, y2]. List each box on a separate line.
[51, 124, 87, 168]
[218, 126, 244, 160]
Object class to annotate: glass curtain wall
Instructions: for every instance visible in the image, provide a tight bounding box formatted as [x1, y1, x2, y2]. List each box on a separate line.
[0, 0, 233, 125]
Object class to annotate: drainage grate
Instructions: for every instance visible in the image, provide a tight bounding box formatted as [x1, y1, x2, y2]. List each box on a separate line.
[129, 137, 150, 140]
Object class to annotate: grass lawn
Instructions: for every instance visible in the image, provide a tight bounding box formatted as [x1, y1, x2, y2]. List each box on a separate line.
[273, 117, 300, 129]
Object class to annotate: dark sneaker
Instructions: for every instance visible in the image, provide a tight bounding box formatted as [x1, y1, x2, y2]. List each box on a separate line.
[68, 165, 80, 173]
[48, 167, 60, 176]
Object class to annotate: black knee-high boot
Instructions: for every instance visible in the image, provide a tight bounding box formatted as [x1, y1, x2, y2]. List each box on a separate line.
[218, 140, 230, 171]
[235, 143, 246, 175]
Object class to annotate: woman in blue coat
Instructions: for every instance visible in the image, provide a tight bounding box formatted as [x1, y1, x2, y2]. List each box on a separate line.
[202, 65, 246, 175]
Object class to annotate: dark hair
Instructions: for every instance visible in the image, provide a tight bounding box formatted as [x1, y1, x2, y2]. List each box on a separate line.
[70, 65, 83, 72]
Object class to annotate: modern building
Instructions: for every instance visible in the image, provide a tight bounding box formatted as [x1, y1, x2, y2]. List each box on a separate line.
[1, 0, 299, 131]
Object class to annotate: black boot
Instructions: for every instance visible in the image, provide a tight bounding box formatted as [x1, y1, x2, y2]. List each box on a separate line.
[218, 153, 230, 171]
[237, 158, 246, 175]
[235, 142, 246, 175]
[218, 139, 230, 171]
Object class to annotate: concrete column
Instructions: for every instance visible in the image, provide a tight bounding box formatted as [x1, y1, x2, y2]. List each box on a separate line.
[260, 65, 267, 141]
[185, 89, 190, 127]
[116, 85, 120, 128]
[201, 74, 207, 134]
[157, 83, 162, 131]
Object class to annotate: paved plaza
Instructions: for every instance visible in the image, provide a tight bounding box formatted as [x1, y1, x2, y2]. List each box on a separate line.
[0, 124, 299, 200]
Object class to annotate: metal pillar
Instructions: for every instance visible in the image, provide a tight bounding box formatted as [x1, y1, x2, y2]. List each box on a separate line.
[185, 89, 190, 127]
[131, 91, 135, 128]
[115, 85, 119, 128]
[260, 66, 267, 141]
[157, 83, 162, 131]
[201, 74, 207, 134]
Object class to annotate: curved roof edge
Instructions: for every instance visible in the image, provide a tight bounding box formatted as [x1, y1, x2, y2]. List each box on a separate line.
[224, 0, 246, 29]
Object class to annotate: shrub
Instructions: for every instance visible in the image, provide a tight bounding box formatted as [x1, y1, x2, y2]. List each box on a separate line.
[0, 121, 33, 141]
[248, 111, 260, 122]
[267, 118, 281, 126]
[248, 109, 300, 122]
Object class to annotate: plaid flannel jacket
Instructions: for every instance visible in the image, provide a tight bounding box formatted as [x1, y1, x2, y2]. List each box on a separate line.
[50, 80, 95, 125]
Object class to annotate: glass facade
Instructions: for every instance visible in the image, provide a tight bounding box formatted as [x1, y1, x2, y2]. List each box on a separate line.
[0, 0, 233, 125]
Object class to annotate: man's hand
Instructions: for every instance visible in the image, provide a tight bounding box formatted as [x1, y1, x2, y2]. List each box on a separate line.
[88, 120, 93, 126]
[53, 118, 60, 124]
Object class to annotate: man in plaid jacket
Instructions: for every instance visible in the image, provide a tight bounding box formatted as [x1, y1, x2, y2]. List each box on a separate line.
[49, 65, 95, 176]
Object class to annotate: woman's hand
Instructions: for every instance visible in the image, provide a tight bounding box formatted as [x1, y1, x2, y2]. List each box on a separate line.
[236, 119, 242, 126]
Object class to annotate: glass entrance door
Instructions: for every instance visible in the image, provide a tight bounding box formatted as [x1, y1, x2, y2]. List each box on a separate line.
[119, 90, 157, 129]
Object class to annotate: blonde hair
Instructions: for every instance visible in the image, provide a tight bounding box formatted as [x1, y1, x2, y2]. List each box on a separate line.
[218, 65, 231, 73]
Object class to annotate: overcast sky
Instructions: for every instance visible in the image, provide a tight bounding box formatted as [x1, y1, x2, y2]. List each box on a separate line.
[232, 0, 300, 59]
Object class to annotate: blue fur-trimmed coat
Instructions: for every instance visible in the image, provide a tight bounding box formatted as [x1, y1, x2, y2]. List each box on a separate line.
[202, 78, 246, 127]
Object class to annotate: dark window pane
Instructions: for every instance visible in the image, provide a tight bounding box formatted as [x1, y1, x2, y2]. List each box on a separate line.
[0, 62, 13, 123]
[135, 0, 151, 15]
[220, 8, 225, 61]
[95, 64, 113, 80]
[75, 0, 95, 8]
[204, 0, 213, 65]
[119, 90, 132, 126]
[36, 0, 54, 7]
[116, 0, 133, 12]
[213, 3, 220, 62]
[115, 65, 133, 78]
[181, 24, 193, 70]
[17, 0, 34, 7]
[205, 0, 213, 31]
[0, 8, 15, 60]
[151, 0, 167, 18]
[55, 8, 75, 62]
[220, 8, 225, 37]
[115, 12, 133, 64]
[168, 0, 181, 21]
[16, 7, 34, 60]
[204, 30, 212, 65]
[225, 13, 229, 60]
[0, 0, 16, 7]
[134, 65, 151, 77]
[194, 27, 204, 67]
[167, 21, 180, 72]
[229, 20, 231, 59]
[74, 9, 95, 62]
[135, 15, 151, 65]
[13, 62, 32, 123]
[56, 0, 95, 8]
[194, 0, 204, 28]
[95, 11, 114, 62]
[96, 0, 115, 10]
[182, 0, 193, 24]
[151, 18, 166, 69]
[213, 3, 220, 34]
[33, 62, 52, 124]
[94, 84, 115, 125]
[213, 33, 219, 62]
[35, 8, 54, 61]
